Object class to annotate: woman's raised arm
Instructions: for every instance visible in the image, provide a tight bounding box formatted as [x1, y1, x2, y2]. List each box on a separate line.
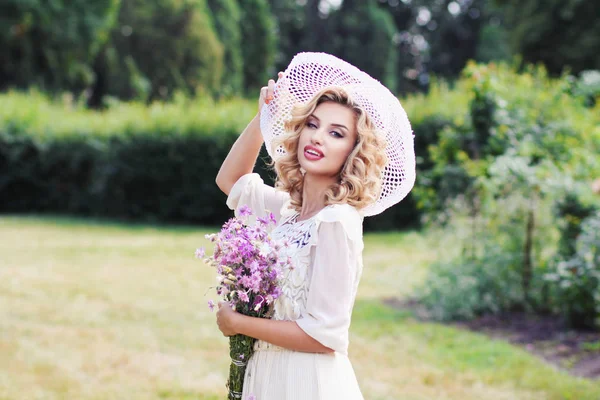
[215, 76, 279, 196]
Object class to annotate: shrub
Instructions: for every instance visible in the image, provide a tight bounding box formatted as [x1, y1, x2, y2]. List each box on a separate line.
[416, 249, 524, 321]
[546, 197, 600, 329]
[0, 89, 427, 229]
[414, 62, 600, 323]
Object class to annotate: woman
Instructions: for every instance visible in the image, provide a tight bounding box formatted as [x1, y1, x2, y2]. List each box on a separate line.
[214, 53, 415, 400]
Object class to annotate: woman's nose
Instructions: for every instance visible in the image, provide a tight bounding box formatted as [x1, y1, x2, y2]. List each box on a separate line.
[311, 128, 325, 145]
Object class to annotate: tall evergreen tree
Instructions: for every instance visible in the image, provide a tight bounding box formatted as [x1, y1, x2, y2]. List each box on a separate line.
[207, 0, 244, 95]
[90, 0, 223, 104]
[238, 0, 278, 93]
[326, 0, 398, 92]
[0, 0, 120, 92]
[268, 0, 305, 71]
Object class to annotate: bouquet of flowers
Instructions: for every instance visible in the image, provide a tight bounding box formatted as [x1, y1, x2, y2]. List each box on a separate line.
[197, 205, 287, 400]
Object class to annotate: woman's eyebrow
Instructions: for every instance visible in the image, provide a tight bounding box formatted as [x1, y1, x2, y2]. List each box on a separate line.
[330, 123, 348, 131]
[311, 114, 348, 131]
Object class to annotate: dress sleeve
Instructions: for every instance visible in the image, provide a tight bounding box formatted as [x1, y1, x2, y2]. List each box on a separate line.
[295, 205, 364, 355]
[226, 173, 290, 222]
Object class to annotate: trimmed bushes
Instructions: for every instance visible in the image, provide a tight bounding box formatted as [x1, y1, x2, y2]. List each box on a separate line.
[0, 91, 424, 229]
[0, 92, 252, 225]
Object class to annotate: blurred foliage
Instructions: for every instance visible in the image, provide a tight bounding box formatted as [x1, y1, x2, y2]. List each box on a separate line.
[415, 62, 600, 325]
[0, 0, 120, 92]
[0, 87, 434, 229]
[238, 0, 278, 93]
[90, 0, 223, 104]
[546, 211, 600, 330]
[495, 0, 600, 75]
[571, 70, 600, 108]
[326, 0, 398, 92]
[547, 190, 599, 329]
[2, 0, 598, 101]
[0, 91, 253, 224]
[268, 0, 305, 73]
[207, 0, 243, 95]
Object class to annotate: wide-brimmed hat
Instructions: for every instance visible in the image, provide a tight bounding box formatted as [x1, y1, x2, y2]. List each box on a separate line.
[260, 52, 416, 217]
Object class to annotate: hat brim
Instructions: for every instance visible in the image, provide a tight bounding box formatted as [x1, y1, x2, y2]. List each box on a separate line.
[260, 52, 416, 217]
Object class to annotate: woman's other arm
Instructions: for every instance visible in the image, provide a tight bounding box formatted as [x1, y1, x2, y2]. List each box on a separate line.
[216, 302, 334, 354]
[215, 76, 279, 196]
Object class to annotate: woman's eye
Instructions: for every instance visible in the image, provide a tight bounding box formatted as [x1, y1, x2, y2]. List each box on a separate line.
[307, 122, 317, 129]
[331, 131, 343, 138]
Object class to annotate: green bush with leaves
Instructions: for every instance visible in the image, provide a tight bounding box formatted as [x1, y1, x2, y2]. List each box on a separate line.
[546, 193, 600, 329]
[415, 61, 600, 324]
[546, 212, 600, 329]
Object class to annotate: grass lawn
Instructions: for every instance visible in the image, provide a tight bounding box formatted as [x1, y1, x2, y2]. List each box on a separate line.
[1, 216, 598, 400]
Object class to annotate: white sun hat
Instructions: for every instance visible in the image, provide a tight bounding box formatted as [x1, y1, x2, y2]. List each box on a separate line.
[260, 52, 416, 217]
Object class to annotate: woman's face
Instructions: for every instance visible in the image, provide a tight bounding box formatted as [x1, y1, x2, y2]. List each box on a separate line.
[297, 101, 358, 180]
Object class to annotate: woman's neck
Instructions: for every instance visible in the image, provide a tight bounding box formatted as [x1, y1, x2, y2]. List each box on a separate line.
[298, 173, 336, 220]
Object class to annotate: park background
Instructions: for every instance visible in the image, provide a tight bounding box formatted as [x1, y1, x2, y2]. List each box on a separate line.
[1, 0, 600, 399]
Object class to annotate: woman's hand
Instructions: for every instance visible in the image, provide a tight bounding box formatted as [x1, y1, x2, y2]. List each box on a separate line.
[258, 71, 284, 113]
[216, 301, 240, 337]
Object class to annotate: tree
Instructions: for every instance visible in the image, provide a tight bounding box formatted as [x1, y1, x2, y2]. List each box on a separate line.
[207, 0, 244, 95]
[90, 0, 223, 104]
[326, 0, 398, 92]
[238, 0, 278, 93]
[268, 0, 305, 72]
[424, 0, 485, 79]
[495, 0, 600, 74]
[0, 0, 120, 92]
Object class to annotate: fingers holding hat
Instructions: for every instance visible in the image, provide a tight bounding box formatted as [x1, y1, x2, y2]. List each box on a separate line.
[258, 85, 268, 111]
[258, 75, 280, 112]
[266, 79, 275, 104]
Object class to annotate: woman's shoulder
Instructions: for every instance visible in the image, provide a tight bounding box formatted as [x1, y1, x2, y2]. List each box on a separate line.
[314, 203, 363, 246]
[318, 203, 362, 223]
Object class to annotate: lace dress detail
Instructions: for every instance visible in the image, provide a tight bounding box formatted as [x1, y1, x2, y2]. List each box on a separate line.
[253, 213, 317, 352]
[226, 173, 365, 399]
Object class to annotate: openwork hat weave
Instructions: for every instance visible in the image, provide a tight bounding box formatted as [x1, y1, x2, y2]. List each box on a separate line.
[260, 52, 416, 217]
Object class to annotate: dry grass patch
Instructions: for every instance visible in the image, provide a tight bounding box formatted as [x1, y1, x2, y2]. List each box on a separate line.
[1, 216, 598, 399]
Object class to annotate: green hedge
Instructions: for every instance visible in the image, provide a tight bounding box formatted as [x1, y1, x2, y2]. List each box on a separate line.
[0, 92, 248, 225]
[6, 64, 593, 230]
[0, 90, 425, 229]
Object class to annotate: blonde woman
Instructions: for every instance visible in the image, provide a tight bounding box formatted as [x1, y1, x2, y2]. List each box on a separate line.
[214, 53, 415, 400]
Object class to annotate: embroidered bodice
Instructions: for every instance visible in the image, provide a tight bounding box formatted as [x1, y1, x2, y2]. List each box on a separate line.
[226, 173, 365, 355]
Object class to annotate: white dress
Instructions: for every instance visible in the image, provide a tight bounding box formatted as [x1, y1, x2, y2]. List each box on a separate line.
[226, 173, 365, 400]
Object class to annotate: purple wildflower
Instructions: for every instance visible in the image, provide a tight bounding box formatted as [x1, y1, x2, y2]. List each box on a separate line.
[238, 290, 249, 303]
[239, 354, 245, 360]
[253, 295, 265, 311]
[208, 300, 215, 312]
[249, 260, 260, 273]
[247, 395, 256, 400]
[195, 248, 205, 259]
[239, 205, 252, 217]
[268, 212, 277, 225]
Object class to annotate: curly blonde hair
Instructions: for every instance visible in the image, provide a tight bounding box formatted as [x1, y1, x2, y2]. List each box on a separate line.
[272, 86, 387, 212]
